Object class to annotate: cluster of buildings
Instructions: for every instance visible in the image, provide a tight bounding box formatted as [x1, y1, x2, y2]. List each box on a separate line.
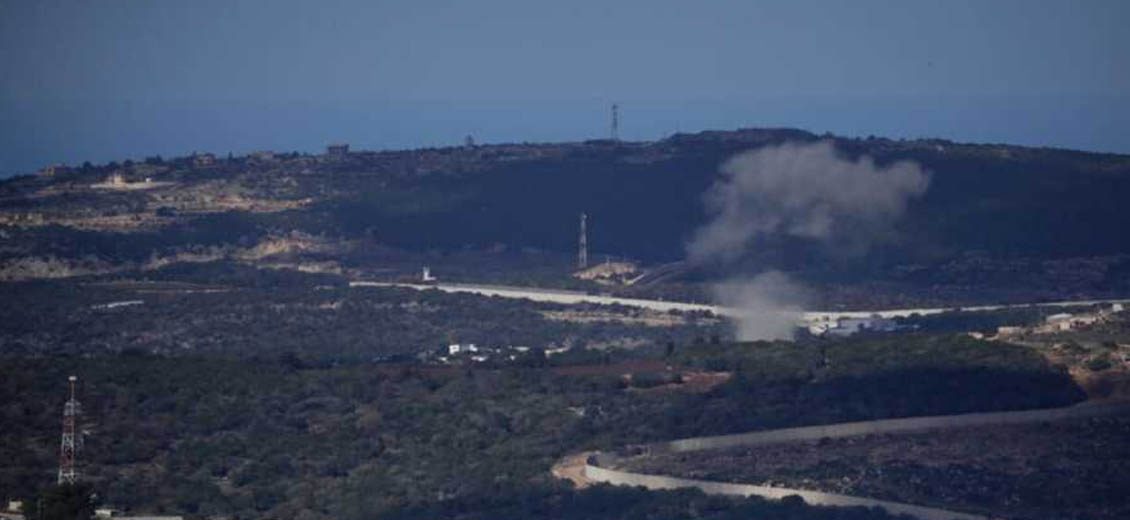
[805, 316, 904, 337]
[420, 343, 574, 365]
[436, 343, 531, 364]
[996, 303, 1124, 337]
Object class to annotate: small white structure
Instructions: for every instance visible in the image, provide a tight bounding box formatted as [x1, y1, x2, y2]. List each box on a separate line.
[96, 509, 183, 520]
[996, 326, 1024, 336]
[448, 344, 478, 355]
[422, 266, 436, 282]
[7, 500, 24, 513]
[1045, 313, 1090, 331]
[1113, 303, 1125, 313]
[91, 300, 145, 310]
[1071, 315, 1099, 327]
[1046, 313, 1073, 324]
[807, 316, 836, 335]
[545, 346, 572, 356]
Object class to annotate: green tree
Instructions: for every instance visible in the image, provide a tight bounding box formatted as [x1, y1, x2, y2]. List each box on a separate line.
[34, 482, 99, 520]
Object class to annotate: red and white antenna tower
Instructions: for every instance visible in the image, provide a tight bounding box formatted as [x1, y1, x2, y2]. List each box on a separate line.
[58, 375, 82, 485]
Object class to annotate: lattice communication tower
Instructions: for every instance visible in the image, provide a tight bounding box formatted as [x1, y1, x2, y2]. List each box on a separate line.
[58, 375, 82, 485]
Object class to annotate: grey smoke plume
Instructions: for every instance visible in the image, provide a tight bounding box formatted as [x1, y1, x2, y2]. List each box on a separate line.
[688, 141, 930, 263]
[690, 141, 929, 341]
[712, 271, 808, 341]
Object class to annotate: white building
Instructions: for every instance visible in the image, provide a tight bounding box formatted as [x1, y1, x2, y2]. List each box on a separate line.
[448, 343, 478, 355]
[545, 346, 572, 356]
[826, 317, 900, 337]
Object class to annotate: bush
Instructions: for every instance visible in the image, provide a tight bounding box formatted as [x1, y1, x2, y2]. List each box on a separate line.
[1087, 356, 1113, 372]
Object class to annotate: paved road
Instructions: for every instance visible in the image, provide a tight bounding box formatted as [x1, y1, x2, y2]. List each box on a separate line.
[349, 281, 723, 313]
[350, 281, 1130, 325]
[574, 400, 1130, 520]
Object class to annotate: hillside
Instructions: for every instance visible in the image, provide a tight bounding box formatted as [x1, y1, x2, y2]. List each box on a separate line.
[0, 334, 1084, 519]
[4, 128, 1130, 306]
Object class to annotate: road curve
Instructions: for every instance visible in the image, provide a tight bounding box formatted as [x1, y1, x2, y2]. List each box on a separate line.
[569, 400, 1130, 520]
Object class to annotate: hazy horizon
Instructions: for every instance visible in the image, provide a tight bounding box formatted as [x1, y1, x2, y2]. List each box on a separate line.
[3, 0, 1128, 177]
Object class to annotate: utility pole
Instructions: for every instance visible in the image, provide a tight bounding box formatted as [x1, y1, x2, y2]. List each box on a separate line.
[58, 376, 81, 485]
[578, 213, 588, 270]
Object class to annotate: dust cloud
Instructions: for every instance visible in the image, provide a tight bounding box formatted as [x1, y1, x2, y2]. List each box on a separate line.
[690, 141, 929, 340]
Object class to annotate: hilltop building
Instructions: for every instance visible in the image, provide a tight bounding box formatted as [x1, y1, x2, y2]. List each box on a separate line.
[249, 150, 276, 162]
[995, 303, 1126, 338]
[326, 143, 350, 157]
[191, 153, 216, 167]
[37, 164, 71, 177]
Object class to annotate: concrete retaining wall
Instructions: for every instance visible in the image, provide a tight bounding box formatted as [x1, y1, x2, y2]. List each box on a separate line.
[664, 401, 1130, 453]
[583, 401, 1130, 520]
[584, 461, 986, 520]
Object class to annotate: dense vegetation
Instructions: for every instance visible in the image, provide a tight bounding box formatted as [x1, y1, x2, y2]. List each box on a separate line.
[380, 485, 910, 520]
[669, 334, 1084, 431]
[0, 264, 723, 362]
[624, 416, 1130, 520]
[4, 128, 1127, 518]
[1, 331, 1084, 519]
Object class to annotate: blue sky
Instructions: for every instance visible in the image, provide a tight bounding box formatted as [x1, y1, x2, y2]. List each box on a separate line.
[1, 0, 1127, 176]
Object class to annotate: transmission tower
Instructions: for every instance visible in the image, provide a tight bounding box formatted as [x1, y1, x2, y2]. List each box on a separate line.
[610, 104, 620, 141]
[578, 213, 588, 270]
[58, 375, 82, 485]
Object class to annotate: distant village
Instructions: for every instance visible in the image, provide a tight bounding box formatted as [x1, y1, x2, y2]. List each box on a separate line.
[987, 303, 1124, 340]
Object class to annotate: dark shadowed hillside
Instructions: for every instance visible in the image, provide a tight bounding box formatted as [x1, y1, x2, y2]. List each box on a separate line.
[4, 128, 1130, 305]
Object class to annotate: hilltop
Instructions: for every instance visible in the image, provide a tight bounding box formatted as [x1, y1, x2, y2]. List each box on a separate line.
[3, 127, 1130, 307]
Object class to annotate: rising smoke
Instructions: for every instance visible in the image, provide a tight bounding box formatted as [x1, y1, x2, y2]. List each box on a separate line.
[690, 141, 930, 340]
[711, 271, 809, 341]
